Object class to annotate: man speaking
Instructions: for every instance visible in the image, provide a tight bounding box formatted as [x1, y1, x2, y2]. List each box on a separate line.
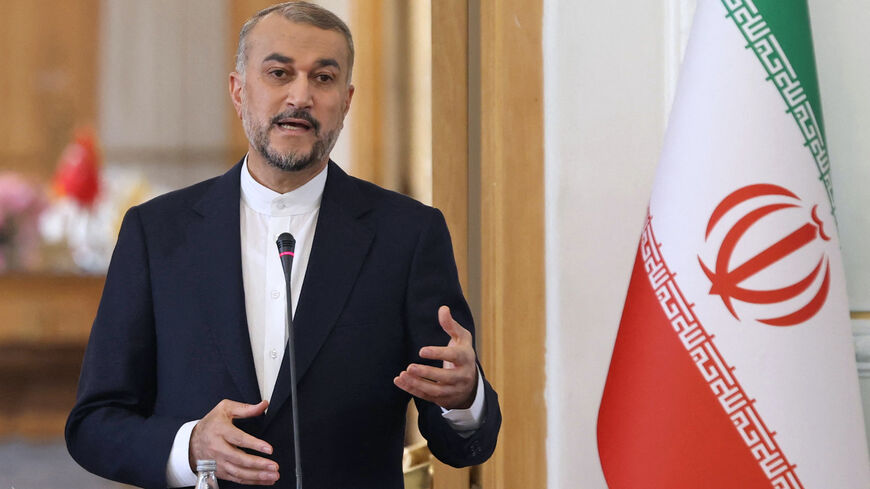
[65, 2, 501, 488]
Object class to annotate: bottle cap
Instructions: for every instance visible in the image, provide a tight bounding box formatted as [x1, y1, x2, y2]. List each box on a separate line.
[196, 459, 217, 472]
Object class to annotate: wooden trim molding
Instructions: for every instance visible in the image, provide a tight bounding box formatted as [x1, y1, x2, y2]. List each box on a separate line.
[432, 0, 470, 291]
[431, 3, 472, 488]
[477, 0, 547, 487]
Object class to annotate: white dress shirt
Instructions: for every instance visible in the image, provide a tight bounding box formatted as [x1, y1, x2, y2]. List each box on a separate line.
[166, 158, 484, 486]
[239, 159, 324, 403]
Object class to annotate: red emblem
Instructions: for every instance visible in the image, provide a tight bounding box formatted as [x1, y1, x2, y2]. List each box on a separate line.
[698, 183, 831, 327]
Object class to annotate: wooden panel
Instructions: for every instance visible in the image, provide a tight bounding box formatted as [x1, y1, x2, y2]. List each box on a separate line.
[348, 0, 405, 188]
[0, 344, 87, 438]
[0, 274, 104, 345]
[0, 274, 103, 437]
[406, 0, 433, 205]
[431, 2, 471, 487]
[349, 0, 420, 192]
[432, 0, 469, 288]
[478, 0, 547, 487]
[0, 0, 99, 179]
[347, 1, 385, 184]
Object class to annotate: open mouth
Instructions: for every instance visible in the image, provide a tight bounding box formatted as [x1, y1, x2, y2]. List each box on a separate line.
[275, 118, 313, 131]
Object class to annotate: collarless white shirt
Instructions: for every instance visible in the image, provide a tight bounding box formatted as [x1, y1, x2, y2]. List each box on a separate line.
[239, 157, 325, 403]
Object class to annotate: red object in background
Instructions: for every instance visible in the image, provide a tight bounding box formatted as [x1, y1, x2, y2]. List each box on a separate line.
[54, 128, 101, 207]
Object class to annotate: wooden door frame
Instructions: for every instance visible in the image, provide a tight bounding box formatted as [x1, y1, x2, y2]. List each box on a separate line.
[432, 1, 546, 488]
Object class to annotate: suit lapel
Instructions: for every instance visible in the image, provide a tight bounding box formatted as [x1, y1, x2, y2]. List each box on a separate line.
[191, 161, 261, 405]
[266, 162, 374, 425]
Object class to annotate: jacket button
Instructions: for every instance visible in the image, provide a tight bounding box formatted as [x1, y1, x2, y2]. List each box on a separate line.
[468, 440, 481, 456]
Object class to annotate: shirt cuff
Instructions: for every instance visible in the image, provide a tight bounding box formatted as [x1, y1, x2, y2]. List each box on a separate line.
[166, 420, 199, 487]
[440, 365, 486, 437]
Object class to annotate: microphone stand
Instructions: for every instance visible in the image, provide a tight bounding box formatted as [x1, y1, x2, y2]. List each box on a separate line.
[277, 233, 303, 489]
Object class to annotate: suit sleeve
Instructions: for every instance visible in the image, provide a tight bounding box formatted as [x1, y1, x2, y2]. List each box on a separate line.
[404, 208, 502, 467]
[65, 207, 184, 489]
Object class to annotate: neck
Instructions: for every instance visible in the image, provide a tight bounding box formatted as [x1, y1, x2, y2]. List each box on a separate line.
[246, 150, 328, 194]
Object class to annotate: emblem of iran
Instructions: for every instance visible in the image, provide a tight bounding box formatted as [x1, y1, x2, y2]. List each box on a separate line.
[698, 183, 831, 327]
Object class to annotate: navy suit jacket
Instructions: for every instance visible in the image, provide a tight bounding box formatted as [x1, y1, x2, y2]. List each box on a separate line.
[66, 161, 501, 488]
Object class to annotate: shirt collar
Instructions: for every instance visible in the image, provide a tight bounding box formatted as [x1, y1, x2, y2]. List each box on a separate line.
[240, 155, 327, 216]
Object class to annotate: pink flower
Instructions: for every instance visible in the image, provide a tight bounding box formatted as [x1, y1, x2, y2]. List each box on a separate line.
[0, 173, 41, 215]
[0, 173, 46, 270]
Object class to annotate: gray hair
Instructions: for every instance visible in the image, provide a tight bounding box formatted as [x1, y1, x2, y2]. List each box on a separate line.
[235, 1, 354, 83]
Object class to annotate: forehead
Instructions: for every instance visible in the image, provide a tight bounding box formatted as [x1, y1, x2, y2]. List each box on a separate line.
[246, 14, 349, 70]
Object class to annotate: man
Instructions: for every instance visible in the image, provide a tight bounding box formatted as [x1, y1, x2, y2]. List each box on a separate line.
[65, 2, 500, 488]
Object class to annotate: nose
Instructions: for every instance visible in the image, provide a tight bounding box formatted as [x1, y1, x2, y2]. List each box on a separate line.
[285, 76, 313, 110]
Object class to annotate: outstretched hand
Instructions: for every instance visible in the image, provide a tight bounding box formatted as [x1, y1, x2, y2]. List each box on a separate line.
[189, 400, 280, 485]
[394, 306, 478, 410]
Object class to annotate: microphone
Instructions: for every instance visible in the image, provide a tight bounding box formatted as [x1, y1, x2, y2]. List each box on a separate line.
[277, 232, 296, 276]
[275, 232, 303, 489]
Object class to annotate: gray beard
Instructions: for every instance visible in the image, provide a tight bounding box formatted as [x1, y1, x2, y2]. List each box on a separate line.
[256, 127, 336, 172]
[242, 109, 340, 173]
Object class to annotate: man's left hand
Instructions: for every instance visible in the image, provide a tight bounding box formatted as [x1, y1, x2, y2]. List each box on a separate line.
[394, 305, 478, 410]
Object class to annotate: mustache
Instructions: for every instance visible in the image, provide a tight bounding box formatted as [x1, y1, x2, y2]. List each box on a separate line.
[271, 109, 321, 133]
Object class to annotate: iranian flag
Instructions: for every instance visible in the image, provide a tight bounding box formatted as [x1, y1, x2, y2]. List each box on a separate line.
[596, 1, 870, 488]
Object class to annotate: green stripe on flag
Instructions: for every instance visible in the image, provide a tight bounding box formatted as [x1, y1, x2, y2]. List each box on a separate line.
[719, 0, 834, 213]
[752, 0, 825, 140]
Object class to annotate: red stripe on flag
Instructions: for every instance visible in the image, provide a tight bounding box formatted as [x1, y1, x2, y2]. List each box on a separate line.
[597, 216, 803, 489]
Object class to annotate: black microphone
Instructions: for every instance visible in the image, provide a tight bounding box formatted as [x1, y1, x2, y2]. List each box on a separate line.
[276, 232, 303, 489]
[277, 232, 296, 277]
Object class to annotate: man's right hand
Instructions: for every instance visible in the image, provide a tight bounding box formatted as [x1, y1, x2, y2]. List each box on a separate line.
[189, 400, 280, 485]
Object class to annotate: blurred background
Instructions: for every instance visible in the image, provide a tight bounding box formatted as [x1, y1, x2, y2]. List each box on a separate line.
[0, 0, 442, 487]
[2, 0, 869, 488]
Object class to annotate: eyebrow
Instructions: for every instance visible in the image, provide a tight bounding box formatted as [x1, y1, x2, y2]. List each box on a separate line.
[262, 53, 293, 64]
[261, 53, 341, 72]
[313, 58, 341, 71]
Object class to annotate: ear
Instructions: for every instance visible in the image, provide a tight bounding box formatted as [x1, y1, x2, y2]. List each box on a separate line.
[343, 84, 355, 117]
[229, 72, 244, 119]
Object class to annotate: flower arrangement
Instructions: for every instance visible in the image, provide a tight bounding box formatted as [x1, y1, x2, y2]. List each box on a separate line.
[40, 128, 159, 273]
[0, 173, 46, 272]
[40, 128, 106, 273]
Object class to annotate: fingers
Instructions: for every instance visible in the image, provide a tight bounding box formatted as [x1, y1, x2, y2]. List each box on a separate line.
[225, 399, 269, 419]
[419, 345, 464, 365]
[225, 425, 273, 454]
[394, 306, 478, 409]
[193, 439, 279, 485]
[437, 305, 473, 344]
[394, 370, 448, 403]
[212, 441, 281, 485]
[219, 400, 273, 454]
[394, 363, 478, 410]
[438, 305, 463, 339]
[218, 455, 280, 485]
[404, 362, 459, 383]
[190, 399, 280, 485]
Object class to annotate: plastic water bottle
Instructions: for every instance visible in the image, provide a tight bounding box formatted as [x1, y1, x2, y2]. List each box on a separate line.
[195, 459, 219, 489]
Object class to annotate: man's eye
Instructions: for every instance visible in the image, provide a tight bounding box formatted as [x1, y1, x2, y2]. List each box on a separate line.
[315, 74, 334, 83]
[269, 69, 287, 78]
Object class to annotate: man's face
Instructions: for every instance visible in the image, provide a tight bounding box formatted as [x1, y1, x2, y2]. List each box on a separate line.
[231, 14, 353, 173]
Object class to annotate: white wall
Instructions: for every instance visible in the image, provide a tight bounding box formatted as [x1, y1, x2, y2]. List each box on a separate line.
[543, 2, 671, 487]
[810, 0, 870, 449]
[99, 0, 229, 187]
[544, 0, 870, 487]
[812, 1, 870, 312]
